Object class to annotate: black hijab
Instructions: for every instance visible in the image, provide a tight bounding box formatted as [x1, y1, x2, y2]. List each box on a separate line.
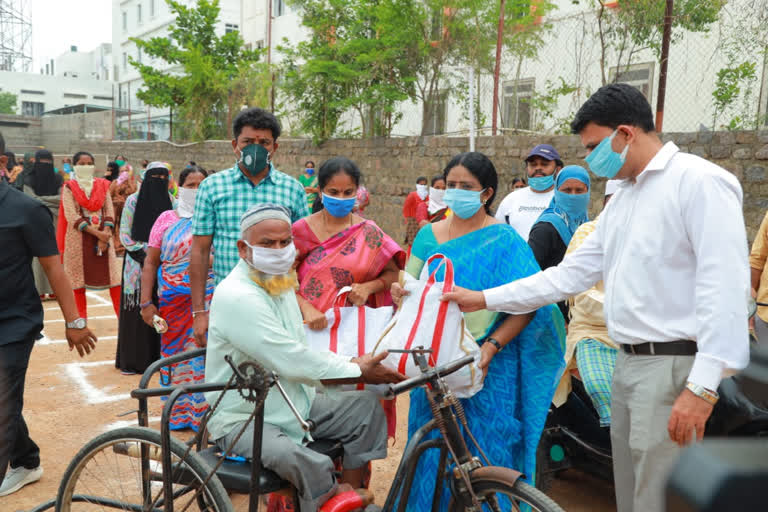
[31, 149, 63, 196]
[130, 165, 173, 243]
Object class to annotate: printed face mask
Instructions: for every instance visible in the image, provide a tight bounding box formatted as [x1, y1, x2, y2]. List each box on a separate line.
[585, 130, 629, 179]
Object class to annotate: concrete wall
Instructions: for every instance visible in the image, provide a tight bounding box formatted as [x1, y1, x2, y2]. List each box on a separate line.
[0, 114, 43, 153]
[71, 131, 768, 243]
[41, 111, 114, 154]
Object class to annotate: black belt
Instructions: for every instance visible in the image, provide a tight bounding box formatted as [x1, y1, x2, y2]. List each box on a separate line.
[621, 340, 697, 356]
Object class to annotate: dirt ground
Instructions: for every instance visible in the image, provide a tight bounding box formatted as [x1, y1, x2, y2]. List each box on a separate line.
[3, 289, 616, 512]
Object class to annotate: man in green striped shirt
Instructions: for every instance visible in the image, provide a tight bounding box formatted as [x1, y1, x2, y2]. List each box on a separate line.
[190, 108, 309, 347]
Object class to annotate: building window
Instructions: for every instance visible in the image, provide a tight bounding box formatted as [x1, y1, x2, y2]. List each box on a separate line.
[274, 0, 286, 17]
[254, 40, 264, 49]
[22, 101, 44, 117]
[424, 90, 448, 136]
[93, 95, 114, 101]
[63, 93, 87, 99]
[20, 89, 44, 95]
[123, 52, 127, 71]
[137, 4, 142, 24]
[150, 0, 155, 17]
[503, 78, 535, 131]
[225, 23, 239, 34]
[122, 11, 127, 31]
[609, 62, 655, 101]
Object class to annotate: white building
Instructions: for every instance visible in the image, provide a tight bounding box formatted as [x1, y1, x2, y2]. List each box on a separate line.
[240, 0, 768, 137]
[112, 0, 241, 140]
[0, 70, 114, 118]
[0, 42, 115, 118]
[54, 43, 113, 81]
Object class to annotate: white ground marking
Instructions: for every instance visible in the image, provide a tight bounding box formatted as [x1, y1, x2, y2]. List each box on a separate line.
[86, 291, 113, 305]
[38, 333, 117, 345]
[61, 359, 131, 404]
[46, 315, 115, 323]
[45, 303, 111, 311]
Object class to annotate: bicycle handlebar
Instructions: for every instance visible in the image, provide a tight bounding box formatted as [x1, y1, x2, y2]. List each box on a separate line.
[386, 354, 475, 398]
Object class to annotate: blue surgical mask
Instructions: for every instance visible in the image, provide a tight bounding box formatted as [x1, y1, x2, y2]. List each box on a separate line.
[444, 188, 485, 219]
[322, 193, 356, 218]
[585, 130, 629, 179]
[555, 190, 590, 219]
[528, 174, 555, 191]
[62, 163, 73, 173]
[306, 168, 315, 175]
[238, 143, 270, 176]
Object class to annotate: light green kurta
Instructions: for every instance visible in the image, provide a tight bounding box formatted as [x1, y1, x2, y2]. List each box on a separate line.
[205, 260, 361, 444]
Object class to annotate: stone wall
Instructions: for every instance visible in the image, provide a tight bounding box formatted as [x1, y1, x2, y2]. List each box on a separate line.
[68, 130, 768, 242]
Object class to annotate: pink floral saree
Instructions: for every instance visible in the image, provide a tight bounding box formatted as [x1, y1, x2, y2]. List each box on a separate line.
[293, 219, 405, 312]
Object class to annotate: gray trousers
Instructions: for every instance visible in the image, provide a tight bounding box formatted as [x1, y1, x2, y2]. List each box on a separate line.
[610, 349, 694, 512]
[217, 390, 387, 511]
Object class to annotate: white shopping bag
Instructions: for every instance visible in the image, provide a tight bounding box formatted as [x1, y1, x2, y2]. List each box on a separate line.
[304, 287, 394, 397]
[374, 254, 483, 398]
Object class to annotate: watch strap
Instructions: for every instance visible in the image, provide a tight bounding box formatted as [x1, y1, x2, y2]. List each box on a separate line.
[66, 318, 87, 329]
[686, 381, 719, 405]
[486, 337, 503, 352]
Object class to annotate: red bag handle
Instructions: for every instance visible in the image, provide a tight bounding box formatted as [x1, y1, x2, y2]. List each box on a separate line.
[398, 254, 454, 373]
[328, 288, 351, 353]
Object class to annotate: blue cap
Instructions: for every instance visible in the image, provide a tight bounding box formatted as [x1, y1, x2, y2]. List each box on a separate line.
[525, 144, 561, 162]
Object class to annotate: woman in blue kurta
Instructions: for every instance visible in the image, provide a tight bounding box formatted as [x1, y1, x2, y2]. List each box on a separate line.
[397, 152, 565, 510]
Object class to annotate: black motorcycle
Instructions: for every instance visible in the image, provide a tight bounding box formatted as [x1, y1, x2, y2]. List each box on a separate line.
[535, 302, 768, 492]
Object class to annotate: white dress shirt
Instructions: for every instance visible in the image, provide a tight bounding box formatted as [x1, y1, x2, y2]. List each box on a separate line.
[485, 142, 750, 391]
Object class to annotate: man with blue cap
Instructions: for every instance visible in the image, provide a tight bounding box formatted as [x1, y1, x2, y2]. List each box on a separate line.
[495, 143, 563, 241]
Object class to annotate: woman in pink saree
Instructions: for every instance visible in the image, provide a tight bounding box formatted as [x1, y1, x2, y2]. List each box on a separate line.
[294, 157, 405, 325]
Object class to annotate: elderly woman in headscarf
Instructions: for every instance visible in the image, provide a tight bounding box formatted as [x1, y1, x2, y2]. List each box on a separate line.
[115, 162, 175, 375]
[22, 149, 63, 299]
[56, 150, 122, 318]
[528, 164, 591, 319]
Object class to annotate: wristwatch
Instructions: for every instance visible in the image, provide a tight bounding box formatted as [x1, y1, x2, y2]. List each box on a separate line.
[486, 338, 504, 353]
[66, 318, 87, 330]
[685, 381, 719, 405]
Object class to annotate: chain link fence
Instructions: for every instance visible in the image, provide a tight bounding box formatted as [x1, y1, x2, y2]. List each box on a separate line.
[381, 0, 768, 138]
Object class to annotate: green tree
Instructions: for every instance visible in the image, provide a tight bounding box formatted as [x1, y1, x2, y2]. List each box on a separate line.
[130, 0, 268, 141]
[0, 91, 17, 114]
[281, 0, 417, 142]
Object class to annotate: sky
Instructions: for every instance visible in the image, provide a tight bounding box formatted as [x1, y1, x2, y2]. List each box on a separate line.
[30, 0, 113, 72]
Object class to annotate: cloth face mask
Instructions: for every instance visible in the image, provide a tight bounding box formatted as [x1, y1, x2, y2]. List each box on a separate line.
[528, 174, 555, 192]
[306, 168, 315, 175]
[244, 242, 297, 275]
[177, 187, 198, 218]
[585, 130, 629, 179]
[444, 188, 485, 219]
[416, 184, 429, 200]
[322, 193, 356, 218]
[73, 165, 96, 195]
[554, 190, 590, 219]
[238, 144, 270, 176]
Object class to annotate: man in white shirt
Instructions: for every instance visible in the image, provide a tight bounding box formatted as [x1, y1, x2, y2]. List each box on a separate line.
[205, 204, 404, 511]
[495, 144, 563, 241]
[444, 84, 750, 512]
